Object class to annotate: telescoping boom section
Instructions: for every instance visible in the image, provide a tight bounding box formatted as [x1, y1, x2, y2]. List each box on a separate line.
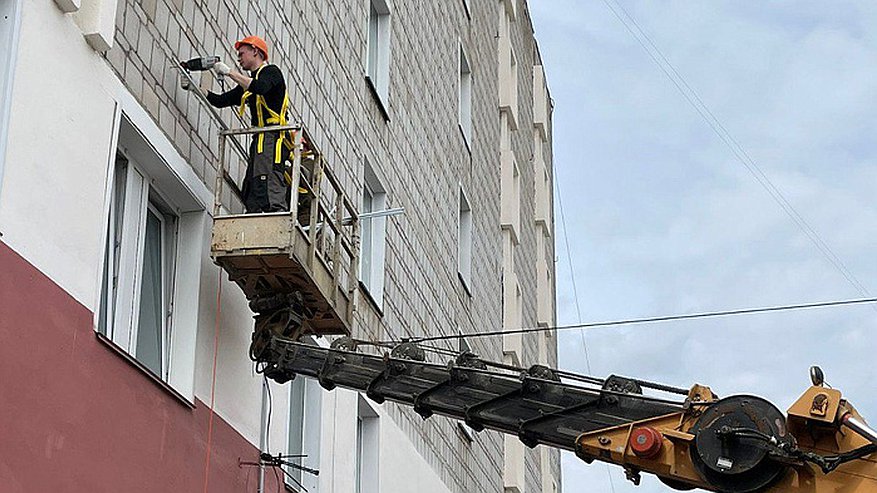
[258, 337, 877, 493]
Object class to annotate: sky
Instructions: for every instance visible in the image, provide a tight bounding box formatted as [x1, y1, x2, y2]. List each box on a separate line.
[529, 2, 877, 492]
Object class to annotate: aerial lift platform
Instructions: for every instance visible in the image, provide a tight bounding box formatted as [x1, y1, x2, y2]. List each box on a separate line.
[210, 124, 359, 358]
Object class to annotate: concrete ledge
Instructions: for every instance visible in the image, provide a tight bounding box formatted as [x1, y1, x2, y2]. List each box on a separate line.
[53, 0, 81, 13]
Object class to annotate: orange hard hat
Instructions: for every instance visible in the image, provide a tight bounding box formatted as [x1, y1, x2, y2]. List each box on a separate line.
[235, 35, 269, 60]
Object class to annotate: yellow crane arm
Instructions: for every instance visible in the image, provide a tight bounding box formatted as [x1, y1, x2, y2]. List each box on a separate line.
[256, 336, 877, 492]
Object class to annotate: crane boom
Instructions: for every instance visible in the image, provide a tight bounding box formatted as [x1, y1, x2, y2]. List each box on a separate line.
[261, 338, 684, 451]
[256, 335, 877, 493]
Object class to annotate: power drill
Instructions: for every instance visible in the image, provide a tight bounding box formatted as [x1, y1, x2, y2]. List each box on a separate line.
[179, 56, 222, 91]
[180, 56, 220, 71]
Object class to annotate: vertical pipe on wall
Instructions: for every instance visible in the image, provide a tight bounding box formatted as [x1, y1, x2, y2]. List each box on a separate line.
[258, 378, 269, 492]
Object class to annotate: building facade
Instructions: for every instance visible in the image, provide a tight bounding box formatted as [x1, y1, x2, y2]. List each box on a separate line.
[0, 0, 558, 492]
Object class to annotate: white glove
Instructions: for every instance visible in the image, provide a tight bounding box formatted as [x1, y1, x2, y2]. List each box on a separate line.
[213, 61, 231, 76]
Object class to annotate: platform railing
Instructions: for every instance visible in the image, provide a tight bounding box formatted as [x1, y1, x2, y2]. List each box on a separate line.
[213, 123, 360, 324]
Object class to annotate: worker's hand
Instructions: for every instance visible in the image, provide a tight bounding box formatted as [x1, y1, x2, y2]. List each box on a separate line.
[180, 75, 194, 92]
[213, 61, 231, 76]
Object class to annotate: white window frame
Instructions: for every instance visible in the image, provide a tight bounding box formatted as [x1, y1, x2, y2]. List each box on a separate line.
[100, 151, 177, 377]
[137, 196, 174, 374]
[355, 395, 380, 493]
[98, 156, 126, 342]
[0, 0, 23, 200]
[286, 377, 322, 492]
[457, 187, 473, 294]
[458, 44, 473, 147]
[366, 0, 391, 106]
[359, 159, 388, 308]
[96, 111, 207, 401]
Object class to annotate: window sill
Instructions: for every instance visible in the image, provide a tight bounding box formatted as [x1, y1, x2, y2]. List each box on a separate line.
[461, 0, 471, 20]
[457, 422, 476, 444]
[539, 320, 558, 336]
[358, 280, 384, 317]
[95, 331, 195, 409]
[501, 223, 520, 246]
[365, 76, 390, 122]
[458, 123, 472, 155]
[457, 271, 473, 298]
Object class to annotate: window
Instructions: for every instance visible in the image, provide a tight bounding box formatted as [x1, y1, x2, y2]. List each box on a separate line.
[498, 9, 518, 129]
[0, 0, 21, 191]
[500, 150, 521, 242]
[508, 48, 518, 121]
[533, 65, 549, 139]
[359, 159, 387, 307]
[97, 113, 205, 399]
[99, 153, 178, 378]
[366, 0, 391, 105]
[286, 377, 322, 492]
[457, 188, 473, 292]
[536, 228, 554, 328]
[534, 143, 551, 227]
[355, 395, 380, 493]
[135, 202, 174, 373]
[458, 45, 472, 145]
[502, 272, 523, 365]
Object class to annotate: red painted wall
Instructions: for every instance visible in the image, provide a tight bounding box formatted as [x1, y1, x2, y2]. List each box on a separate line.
[0, 241, 282, 492]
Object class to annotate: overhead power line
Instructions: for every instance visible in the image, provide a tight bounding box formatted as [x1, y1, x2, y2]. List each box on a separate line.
[554, 123, 614, 492]
[600, 0, 872, 299]
[411, 297, 877, 343]
[554, 169, 593, 373]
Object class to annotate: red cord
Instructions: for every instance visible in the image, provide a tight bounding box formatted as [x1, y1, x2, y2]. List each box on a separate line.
[202, 268, 223, 493]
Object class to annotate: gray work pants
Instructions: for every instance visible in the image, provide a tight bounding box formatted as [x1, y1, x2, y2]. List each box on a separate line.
[242, 131, 290, 213]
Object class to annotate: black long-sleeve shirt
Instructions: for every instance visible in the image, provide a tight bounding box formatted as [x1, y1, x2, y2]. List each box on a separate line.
[207, 64, 286, 126]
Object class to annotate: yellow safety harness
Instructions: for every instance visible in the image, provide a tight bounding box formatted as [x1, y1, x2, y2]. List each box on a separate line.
[238, 64, 301, 189]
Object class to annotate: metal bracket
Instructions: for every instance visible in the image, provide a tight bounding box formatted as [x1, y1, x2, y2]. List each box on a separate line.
[413, 377, 453, 419]
[390, 341, 426, 361]
[330, 336, 358, 352]
[455, 351, 487, 369]
[624, 466, 642, 486]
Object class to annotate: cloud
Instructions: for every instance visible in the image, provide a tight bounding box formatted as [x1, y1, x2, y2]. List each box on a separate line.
[532, 1, 877, 491]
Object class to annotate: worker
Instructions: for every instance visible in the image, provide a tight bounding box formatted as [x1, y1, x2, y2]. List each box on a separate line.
[207, 35, 291, 213]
